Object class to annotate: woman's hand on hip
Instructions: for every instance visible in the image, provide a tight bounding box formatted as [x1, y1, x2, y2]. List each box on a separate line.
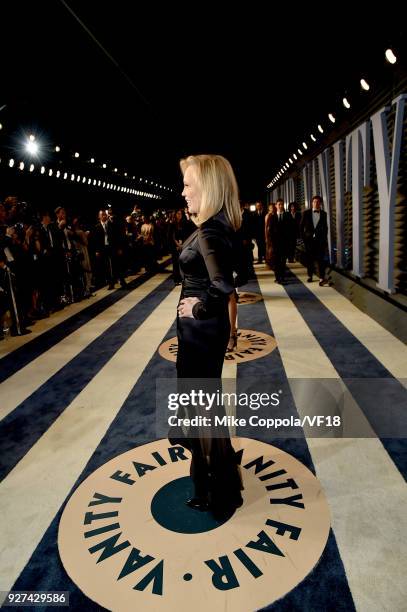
[178, 297, 200, 318]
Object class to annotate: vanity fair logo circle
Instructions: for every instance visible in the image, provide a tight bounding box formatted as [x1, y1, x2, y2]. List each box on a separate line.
[237, 291, 263, 305]
[58, 438, 330, 611]
[159, 329, 277, 364]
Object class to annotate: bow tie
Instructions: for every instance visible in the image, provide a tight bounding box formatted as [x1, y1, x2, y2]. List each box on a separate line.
[313, 210, 320, 214]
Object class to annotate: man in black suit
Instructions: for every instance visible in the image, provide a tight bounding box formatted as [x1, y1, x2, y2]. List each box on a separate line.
[93, 209, 127, 289]
[300, 195, 329, 286]
[268, 198, 290, 283]
[287, 202, 301, 262]
[39, 211, 64, 312]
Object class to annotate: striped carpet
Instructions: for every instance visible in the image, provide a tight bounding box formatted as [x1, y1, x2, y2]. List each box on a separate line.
[0, 261, 406, 612]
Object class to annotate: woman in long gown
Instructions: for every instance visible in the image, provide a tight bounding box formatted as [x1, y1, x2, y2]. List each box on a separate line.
[170, 154, 243, 520]
[265, 202, 276, 269]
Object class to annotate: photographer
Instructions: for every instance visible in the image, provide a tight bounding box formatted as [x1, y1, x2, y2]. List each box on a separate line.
[0, 250, 30, 336]
[54, 206, 83, 302]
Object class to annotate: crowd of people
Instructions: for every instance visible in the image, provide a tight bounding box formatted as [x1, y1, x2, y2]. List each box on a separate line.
[0, 193, 328, 340]
[0, 197, 193, 339]
[243, 195, 329, 285]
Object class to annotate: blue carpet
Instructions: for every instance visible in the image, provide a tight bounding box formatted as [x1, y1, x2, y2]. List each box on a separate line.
[236, 275, 356, 612]
[11, 319, 178, 612]
[262, 530, 354, 612]
[0, 262, 170, 384]
[8, 273, 365, 611]
[0, 276, 175, 481]
[285, 270, 407, 481]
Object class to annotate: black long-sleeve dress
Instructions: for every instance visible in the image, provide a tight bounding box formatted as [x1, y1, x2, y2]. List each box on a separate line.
[174, 209, 243, 519]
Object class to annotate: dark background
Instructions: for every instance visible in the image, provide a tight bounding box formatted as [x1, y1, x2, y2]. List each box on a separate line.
[1, 1, 406, 211]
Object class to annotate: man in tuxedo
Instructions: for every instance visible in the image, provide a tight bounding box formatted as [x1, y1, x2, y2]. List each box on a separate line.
[268, 199, 290, 283]
[300, 195, 329, 286]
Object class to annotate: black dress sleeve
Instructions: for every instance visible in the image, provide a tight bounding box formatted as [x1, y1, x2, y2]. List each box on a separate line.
[192, 224, 234, 320]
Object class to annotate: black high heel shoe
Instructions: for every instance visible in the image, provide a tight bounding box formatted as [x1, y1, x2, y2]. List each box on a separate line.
[186, 497, 210, 511]
[226, 330, 238, 353]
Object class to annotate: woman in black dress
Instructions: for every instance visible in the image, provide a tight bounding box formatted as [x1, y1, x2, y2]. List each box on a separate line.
[171, 154, 243, 520]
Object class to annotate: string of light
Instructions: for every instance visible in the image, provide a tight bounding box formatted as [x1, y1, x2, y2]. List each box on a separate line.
[0, 127, 175, 196]
[1, 150, 162, 200]
[267, 47, 399, 188]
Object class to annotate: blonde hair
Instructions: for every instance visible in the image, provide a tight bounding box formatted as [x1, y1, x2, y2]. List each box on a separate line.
[180, 154, 242, 230]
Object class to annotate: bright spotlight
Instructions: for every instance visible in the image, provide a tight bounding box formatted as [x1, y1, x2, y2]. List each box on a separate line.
[328, 113, 336, 123]
[360, 78, 370, 91]
[26, 141, 39, 155]
[55, 146, 61, 152]
[343, 97, 351, 109]
[385, 48, 397, 64]
[318, 124, 324, 134]
[29, 134, 35, 142]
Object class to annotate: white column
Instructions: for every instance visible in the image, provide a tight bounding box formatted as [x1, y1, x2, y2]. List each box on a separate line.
[371, 94, 406, 293]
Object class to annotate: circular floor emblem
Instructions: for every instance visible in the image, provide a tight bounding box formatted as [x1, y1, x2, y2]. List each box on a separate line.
[58, 438, 330, 611]
[237, 291, 263, 305]
[159, 329, 277, 364]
